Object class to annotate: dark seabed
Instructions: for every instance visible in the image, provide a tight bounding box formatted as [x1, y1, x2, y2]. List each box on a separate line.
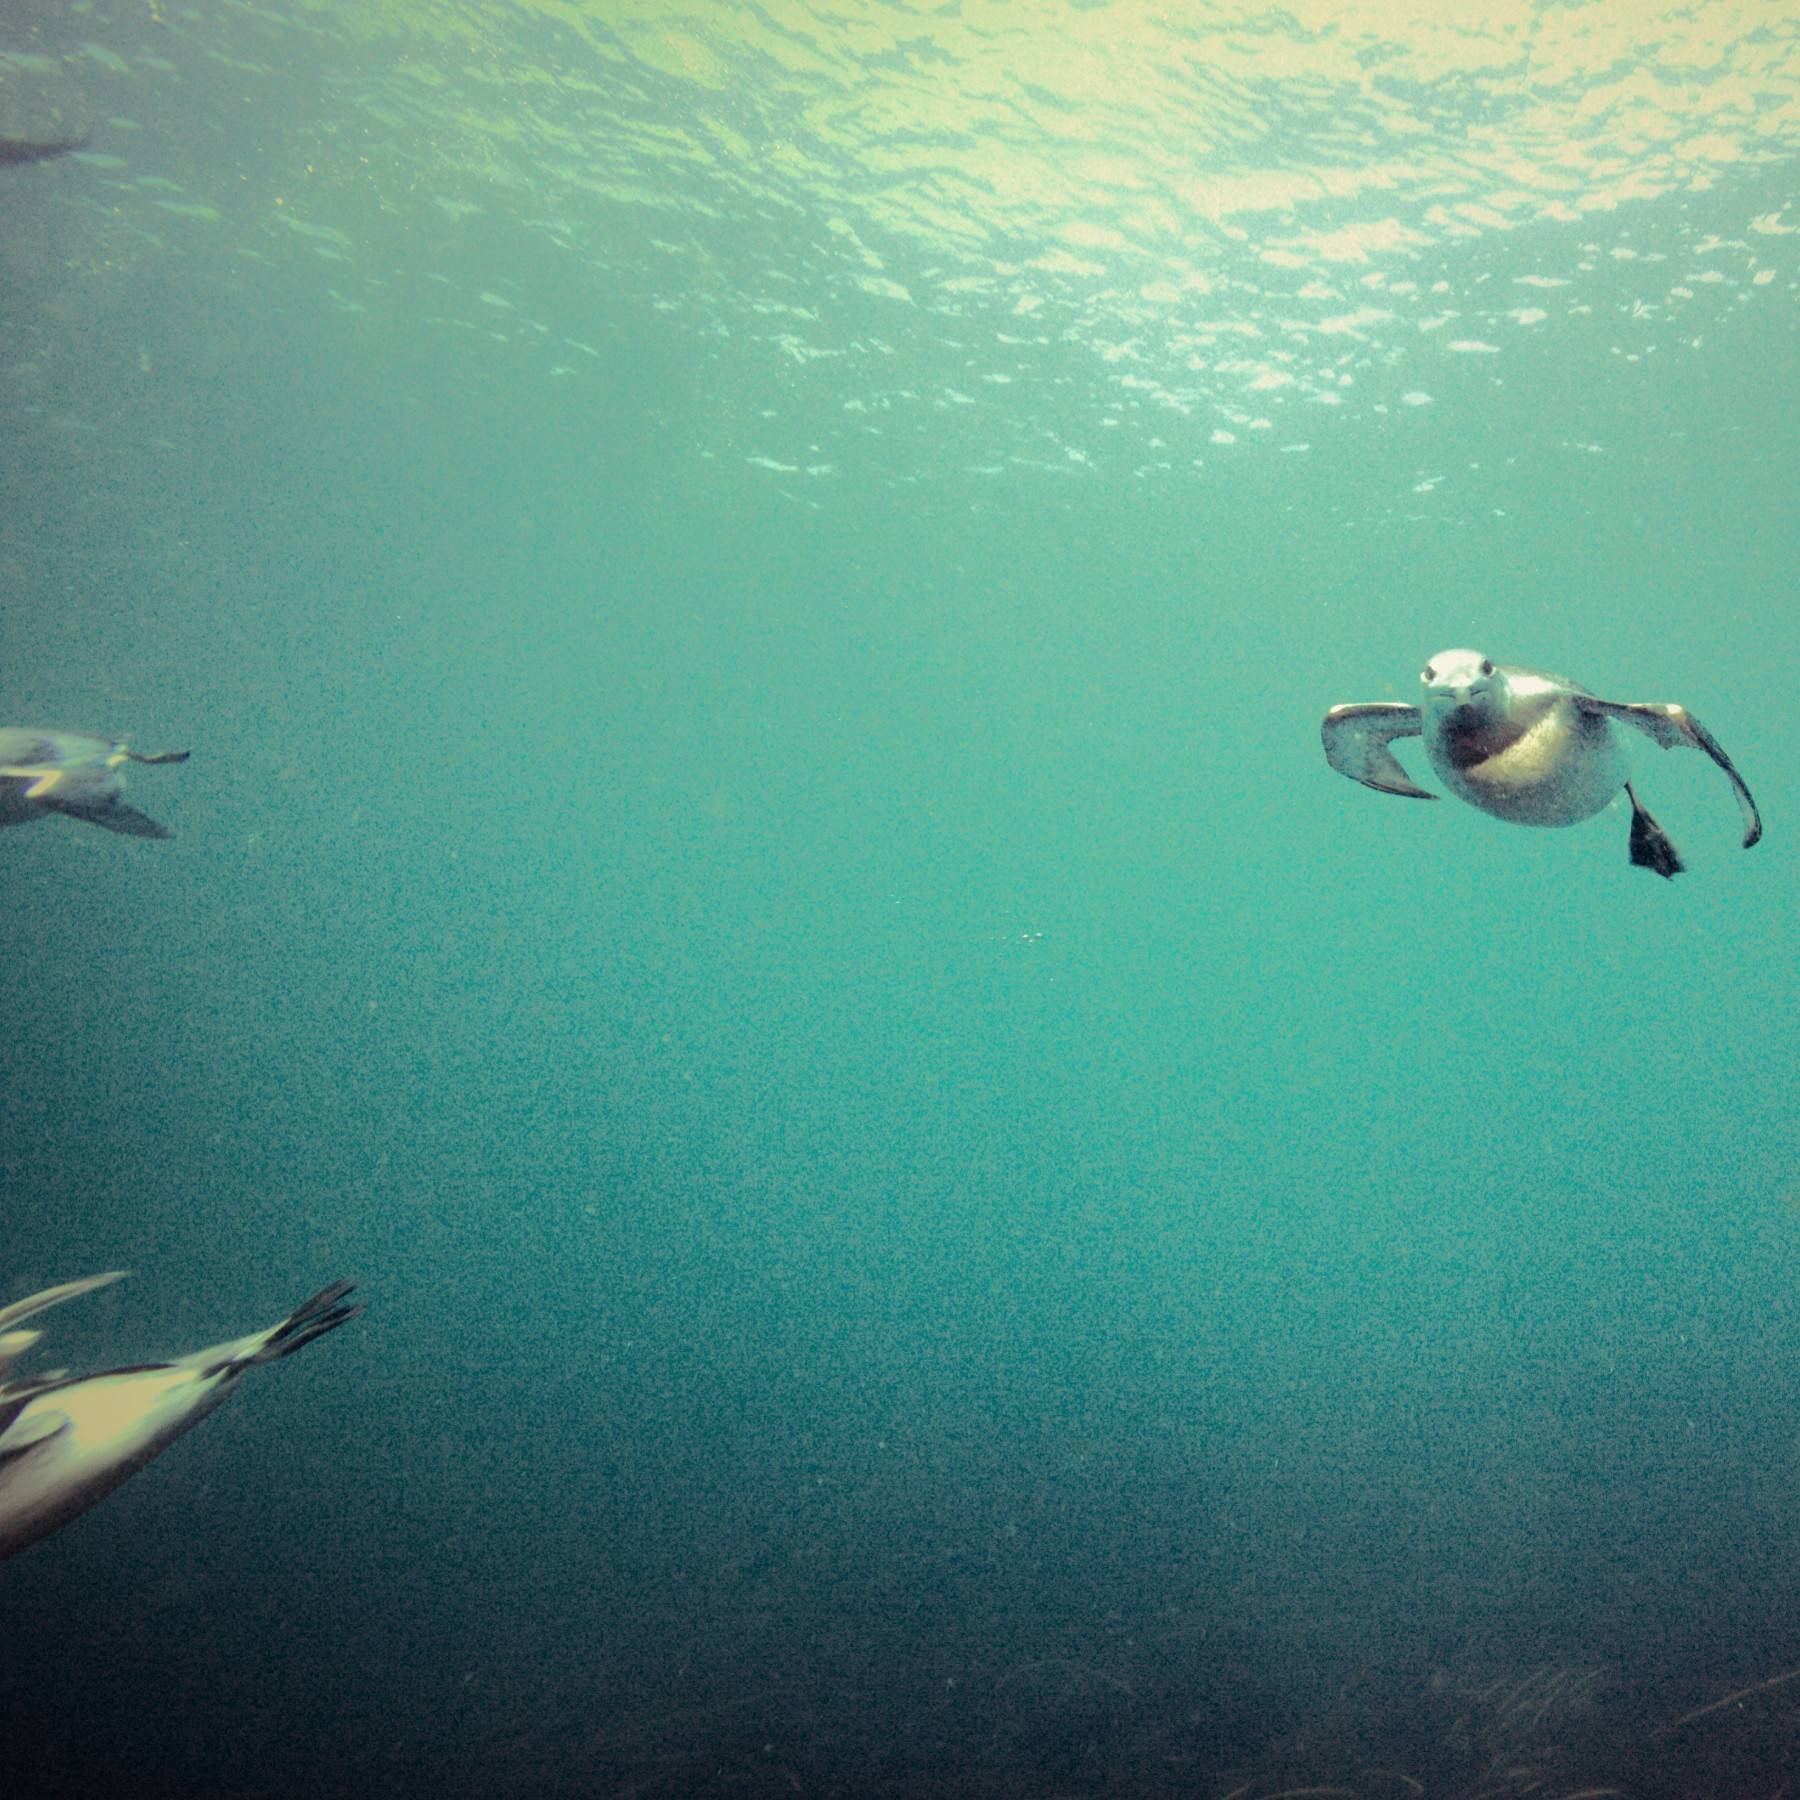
[2, 2, 1798, 1796]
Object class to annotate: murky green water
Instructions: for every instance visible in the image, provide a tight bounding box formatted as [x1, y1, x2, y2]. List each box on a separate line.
[2, 4, 1797, 1794]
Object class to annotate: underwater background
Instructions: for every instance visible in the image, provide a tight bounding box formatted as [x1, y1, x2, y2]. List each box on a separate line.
[2, 2, 1797, 1795]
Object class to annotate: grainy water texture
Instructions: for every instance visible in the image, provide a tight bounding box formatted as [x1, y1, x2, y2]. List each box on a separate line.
[1, 1, 1797, 1795]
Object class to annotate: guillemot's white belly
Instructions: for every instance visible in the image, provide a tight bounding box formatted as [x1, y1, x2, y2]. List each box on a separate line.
[0, 1366, 233, 1559]
[1425, 700, 1626, 828]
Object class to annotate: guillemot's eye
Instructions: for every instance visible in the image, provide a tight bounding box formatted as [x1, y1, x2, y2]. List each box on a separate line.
[1480, 659, 1494, 677]
[1421, 665, 1434, 682]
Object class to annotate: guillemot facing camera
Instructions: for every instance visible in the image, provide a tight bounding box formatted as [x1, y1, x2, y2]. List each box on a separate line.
[0, 1273, 361, 1560]
[1321, 650, 1761, 878]
[0, 730, 189, 838]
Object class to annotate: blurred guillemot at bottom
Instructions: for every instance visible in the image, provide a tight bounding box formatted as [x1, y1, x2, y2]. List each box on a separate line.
[0, 1272, 361, 1560]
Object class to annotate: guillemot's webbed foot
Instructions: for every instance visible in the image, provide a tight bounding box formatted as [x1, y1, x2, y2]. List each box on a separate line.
[1626, 782, 1684, 879]
[251, 1280, 363, 1366]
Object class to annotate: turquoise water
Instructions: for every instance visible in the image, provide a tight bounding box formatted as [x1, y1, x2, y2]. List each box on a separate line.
[2, 4, 1798, 1795]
